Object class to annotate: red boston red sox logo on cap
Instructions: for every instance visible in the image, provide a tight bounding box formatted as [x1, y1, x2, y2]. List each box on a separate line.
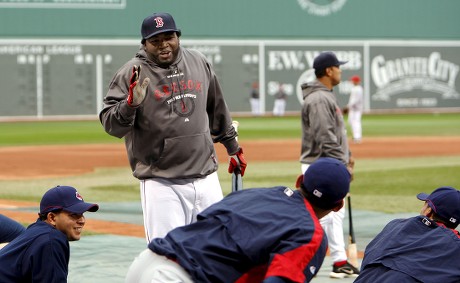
[75, 191, 83, 201]
[154, 17, 164, 28]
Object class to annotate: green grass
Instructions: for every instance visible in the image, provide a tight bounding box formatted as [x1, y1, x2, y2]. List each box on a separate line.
[358, 113, 460, 136]
[351, 156, 460, 213]
[0, 112, 459, 215]
[0, 113, 459, 146]
[0, 121, 120, 146]
[2, 156, 458, 215]
[234, 113, 460, 139]
[0, 168, 138, 202]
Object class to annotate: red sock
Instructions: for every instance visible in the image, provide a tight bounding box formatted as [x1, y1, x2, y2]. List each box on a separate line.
[333, 260, 347, 267]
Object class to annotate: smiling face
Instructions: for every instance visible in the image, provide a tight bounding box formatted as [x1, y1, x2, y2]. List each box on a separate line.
[144, 31, 180, 67]
[47, 210, 86, 241]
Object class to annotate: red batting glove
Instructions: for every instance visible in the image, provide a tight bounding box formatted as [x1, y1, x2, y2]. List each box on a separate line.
[127, 66, 139, 105]
[127, 65, 150, 107]
[228, 147, 247, 176]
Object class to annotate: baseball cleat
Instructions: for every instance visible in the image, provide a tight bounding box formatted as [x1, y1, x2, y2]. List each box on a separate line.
[329, 261, 360, 279]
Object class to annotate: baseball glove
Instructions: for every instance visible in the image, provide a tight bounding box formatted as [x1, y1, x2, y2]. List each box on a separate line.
[342, 106, 349, 115]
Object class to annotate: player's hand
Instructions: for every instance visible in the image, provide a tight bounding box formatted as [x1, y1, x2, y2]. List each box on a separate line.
[342, 106, 349, 115]
[347, 156, 355, 182]
[295, 174, 303, 189]
[127, 65, 150, 107]
[228, 147, 247, 176]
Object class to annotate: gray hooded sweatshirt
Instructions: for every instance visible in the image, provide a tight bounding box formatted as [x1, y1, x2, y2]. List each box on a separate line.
[300, 80, 349, 165]
[99, 47, 239, 180]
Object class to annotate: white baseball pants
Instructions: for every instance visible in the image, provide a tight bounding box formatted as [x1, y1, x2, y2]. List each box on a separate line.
[140, 172, 223, 242]
[301, 164, 347, 263]
[125, 249, 193, 283]
[348, 110, 362, 141]
[250, 98, 261, 116]
[273, 99, 286, 116]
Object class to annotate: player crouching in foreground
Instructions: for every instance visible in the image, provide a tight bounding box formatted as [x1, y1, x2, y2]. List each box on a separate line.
[125, 157, 351, 283]
[0, 214, 26, 249]
[0, 185, 99, 283]
[355, 186, 460, 283]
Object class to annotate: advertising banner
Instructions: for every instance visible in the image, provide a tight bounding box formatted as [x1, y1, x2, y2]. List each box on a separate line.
[264, 45, 364, 112]
[0, 39, 458, 118]
[369, 46, 460, 110]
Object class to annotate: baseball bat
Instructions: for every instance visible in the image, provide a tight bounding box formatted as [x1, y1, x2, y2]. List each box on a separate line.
[347, 194, 359, 267]
[231, 121, 243, 192]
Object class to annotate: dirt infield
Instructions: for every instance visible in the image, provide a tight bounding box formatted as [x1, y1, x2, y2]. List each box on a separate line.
[1, 136, 460, 240]
[1, 136, 459, 180]
[0, 200, 146, 238]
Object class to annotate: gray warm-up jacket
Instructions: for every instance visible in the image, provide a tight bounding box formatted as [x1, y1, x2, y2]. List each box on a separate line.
[299, 80, 349, 165]
[99, 47, 239, 180]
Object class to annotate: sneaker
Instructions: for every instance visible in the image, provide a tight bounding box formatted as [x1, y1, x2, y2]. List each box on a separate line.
[329, 261, 360, 279]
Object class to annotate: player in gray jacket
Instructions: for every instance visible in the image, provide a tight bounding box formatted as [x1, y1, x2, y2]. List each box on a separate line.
[99, 12, 247, 242]
[299, 52, 358, 278]
[300, 78, 349, 165]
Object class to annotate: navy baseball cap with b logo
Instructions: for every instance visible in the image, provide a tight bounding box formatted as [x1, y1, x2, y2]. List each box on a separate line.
[417, 186, 460, 226]
[141, 12, 181, 40]
[313, 51, 348, 71]
[40, 185, 99, 215]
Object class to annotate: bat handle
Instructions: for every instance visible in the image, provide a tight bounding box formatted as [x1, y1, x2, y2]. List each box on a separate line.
[232, 120, 239, 130]
[232, 120, 239, 141]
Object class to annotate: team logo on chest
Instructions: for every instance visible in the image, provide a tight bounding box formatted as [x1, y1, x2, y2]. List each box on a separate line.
[169, 94, 196, 117]
[153, 72, 203, 118]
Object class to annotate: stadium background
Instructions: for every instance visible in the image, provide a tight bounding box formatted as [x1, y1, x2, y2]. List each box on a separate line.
[1, 1, 460, 282]
[0, 0, 459, 118]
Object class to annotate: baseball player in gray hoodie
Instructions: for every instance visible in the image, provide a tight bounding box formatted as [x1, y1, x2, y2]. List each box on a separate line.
[99, 12, 247, 242]
[299, 51, 358, 278]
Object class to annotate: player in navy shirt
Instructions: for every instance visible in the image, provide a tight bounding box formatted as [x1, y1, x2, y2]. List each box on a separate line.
[0, 185, 99, 283]
[355, 186, 460, 283]
[0, 214, 25, 247]
[126, 157, 351, 283]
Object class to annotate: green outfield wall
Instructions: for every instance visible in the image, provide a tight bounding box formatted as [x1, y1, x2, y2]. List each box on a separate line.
[0, 0, 459, 39]
[0, 39, 459, 118]
[0, 0, 459, 118]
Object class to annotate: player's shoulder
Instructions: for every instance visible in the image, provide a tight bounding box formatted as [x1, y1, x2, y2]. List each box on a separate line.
[228, 187, 301, 203]
[28, 222, 68, 243]
[182, 47, 204, 58]
[305, 91, 336, 110]
[241, 186, 296, 194]
[181, 48, 210, 65]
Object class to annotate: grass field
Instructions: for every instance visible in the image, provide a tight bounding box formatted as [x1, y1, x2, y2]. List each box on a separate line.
[1, 113, 459, 146]
[0, 112, 459, 214]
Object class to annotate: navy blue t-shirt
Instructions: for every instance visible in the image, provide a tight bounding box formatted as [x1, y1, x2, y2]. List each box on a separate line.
[355, 216, 460, 283]
[0, 220, 69, 282]
[149, 186, 328, 283]
[0, 214, 25, 243]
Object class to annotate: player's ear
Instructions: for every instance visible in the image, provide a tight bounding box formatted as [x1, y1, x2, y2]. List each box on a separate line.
[295, 174, 303, 189]
[325, 66, 332, 77]
[332, 199, 344, 212]
[47, 211, 58, 226]
[425, 206, 434, 218]
[421, 202, 433, 217]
